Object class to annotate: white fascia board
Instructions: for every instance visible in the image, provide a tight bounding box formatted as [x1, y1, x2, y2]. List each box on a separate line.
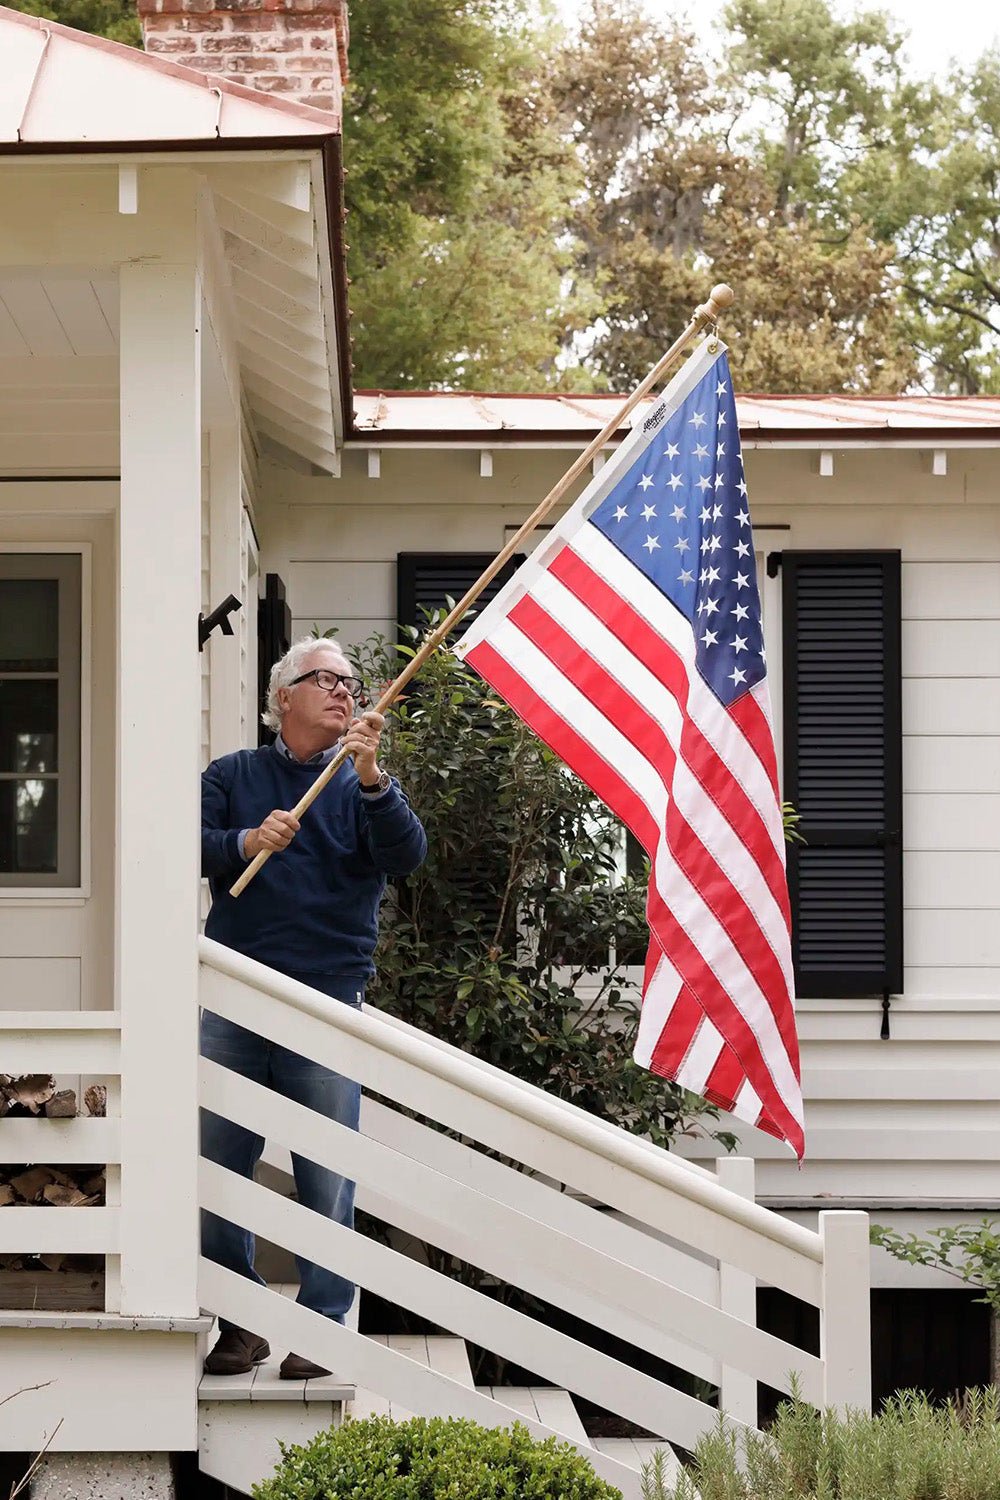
[308, 151, 344, 453]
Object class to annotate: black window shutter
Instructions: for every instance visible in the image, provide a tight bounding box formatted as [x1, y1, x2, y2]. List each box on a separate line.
[257, 572, 291, 746]
[782, 552, 902, 997]
[397, 553, 524, 639]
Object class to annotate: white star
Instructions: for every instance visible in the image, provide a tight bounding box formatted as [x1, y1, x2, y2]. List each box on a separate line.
[665, 442, 680, 459]
[718, 410, 727, 426]
[729, 666, 747, 687]
[706, 566, 721, 583]
[733, 634, 748, 654]
[704, 597, 719, 617]
[712, 503, 723, 521]
[699, 505, 712, 523]
[643, 534, 660, 553]
[709, 534, 721, 553]
[737, 478, 748, 497]
[667, 473, 683, 491]
[641, 503, 657, 521]
[639, 474, 654, 491]
[670, 504, 686, 522]
[689, 411, 706, 429]
[679, 568, 694, 585]
[714, 473, 725, 489]
[674, 537, 690, 554]
[700, 628, 719, 647]
[735, 507, 750, 527]
[716, 442, 726, 459]
[734, 539, 750, 558]
[696, 475, 711, 492]
[694, 442, 709, 460]
[613, 505, 628, 522]
[716, 380, 728, 397]
[760, 646, 767, 664]
[734, 571, 749, 589]
[732, 602, 749, 621]
[700, 536, 711, 554]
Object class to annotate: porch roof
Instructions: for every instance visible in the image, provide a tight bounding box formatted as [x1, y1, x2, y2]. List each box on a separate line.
[0, 4, 348, 474]
[0, 5, 339, 144]
[350, 391, 1000, 447]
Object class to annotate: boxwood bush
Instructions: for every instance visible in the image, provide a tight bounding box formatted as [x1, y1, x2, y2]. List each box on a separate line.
[252, 1415, 623, 1499]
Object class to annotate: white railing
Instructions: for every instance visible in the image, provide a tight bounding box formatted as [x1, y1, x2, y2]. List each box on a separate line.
[0, 1012, 122, 1309]
[198, 938, 871, 1490]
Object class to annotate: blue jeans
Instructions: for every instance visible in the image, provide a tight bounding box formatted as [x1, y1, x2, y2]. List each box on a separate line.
[200, 969, 363, 1332]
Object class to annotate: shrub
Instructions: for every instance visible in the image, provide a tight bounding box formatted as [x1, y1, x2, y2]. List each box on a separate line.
[252, 1414, 623, 1499]
[641, 1389, 1000, 1500]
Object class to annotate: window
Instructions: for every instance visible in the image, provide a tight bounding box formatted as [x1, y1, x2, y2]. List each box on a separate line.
[396, 553, 525, 640]
[0, 554, 82, 888]
[781, 551, 903, 997]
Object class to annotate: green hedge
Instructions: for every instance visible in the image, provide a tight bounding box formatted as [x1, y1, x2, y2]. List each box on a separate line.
[252, 1414, 623, 1499]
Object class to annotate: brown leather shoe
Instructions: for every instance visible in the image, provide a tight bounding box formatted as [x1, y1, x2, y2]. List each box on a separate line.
[279, 1351, 331, 1380]
[204, 1328, 270, 1375]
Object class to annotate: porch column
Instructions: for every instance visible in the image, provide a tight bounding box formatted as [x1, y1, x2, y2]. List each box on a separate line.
[117, 250, 202, 1315]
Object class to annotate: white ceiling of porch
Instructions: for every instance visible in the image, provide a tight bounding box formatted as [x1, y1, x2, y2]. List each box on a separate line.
[0, 275, 118, 358]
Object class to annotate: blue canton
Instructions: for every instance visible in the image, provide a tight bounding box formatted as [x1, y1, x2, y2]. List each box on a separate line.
[590, 356, 765, 708]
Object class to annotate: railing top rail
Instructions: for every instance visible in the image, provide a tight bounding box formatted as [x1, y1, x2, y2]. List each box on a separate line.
[199, 937, 823, 1265]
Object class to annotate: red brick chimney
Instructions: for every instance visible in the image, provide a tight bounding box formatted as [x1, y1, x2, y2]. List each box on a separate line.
[138, 0, 348, 118]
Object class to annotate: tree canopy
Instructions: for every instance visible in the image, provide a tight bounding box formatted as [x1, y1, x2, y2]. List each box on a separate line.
[8, 0, 1000, 393]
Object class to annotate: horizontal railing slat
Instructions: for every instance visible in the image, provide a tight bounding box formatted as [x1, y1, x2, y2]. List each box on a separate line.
[201, 1160, 740, 1451]
[0, 1116, 120, 1165]
[199, 1264, 643, 1499]
[0, 1207, 119, 1254]
[199, 951, 823, 1304]
[0, 1012, 121, 1073]
[206, 1061, 820, 1399]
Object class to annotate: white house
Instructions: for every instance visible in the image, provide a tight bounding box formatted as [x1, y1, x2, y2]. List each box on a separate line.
[0, 2, 996, 1495]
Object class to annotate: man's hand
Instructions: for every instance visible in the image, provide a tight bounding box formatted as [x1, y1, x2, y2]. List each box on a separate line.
[245, 809, 301, 860]
[343, 709, 386, 784]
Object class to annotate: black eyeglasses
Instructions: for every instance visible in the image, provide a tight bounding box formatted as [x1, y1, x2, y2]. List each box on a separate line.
[290, 668, 365, 700]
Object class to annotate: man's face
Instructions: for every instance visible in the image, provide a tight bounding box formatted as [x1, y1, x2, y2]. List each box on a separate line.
[279, 647, 356, 746]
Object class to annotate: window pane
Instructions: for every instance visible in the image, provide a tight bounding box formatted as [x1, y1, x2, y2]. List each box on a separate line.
[0, 679, 58, 772]
[0, 778, 58, 873]
[0, 580, 59, 670]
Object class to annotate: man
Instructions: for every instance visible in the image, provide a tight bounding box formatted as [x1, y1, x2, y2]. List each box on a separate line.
[200, 637, 427, 1378]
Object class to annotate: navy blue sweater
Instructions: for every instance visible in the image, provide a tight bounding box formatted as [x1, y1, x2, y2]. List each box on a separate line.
[201, 745, 426, 979]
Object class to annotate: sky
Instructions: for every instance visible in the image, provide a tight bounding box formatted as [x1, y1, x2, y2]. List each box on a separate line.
[555, 1, 1000, 76]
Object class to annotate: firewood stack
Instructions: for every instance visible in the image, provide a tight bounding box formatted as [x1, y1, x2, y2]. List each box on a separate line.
[0, 1073, 107, 1300]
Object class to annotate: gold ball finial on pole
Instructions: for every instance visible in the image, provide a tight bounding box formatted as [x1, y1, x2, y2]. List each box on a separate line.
[696, 283, 735, 325]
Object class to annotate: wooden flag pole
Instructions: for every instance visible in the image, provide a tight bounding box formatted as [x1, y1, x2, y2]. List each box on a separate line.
[229, 282, 735, 898]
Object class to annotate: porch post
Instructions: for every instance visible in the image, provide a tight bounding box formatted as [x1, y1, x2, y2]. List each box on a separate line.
[117, 242, 202, 1315]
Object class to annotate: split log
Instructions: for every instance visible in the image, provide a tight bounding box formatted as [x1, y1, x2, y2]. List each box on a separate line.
[8, 1167, 55, 1202]
[44, 1090, 77, 1119]
[0, 1185, 14, 1207]
[84, 1084, 107, 1118]
[0, 1074, 56, 1116]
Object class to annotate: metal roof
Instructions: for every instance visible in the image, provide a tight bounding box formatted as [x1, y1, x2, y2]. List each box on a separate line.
[351, 390, 1000, 443]
[0, 4, 340, 145]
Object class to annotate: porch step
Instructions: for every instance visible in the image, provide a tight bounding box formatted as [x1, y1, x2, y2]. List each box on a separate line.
[591, 1436, 685, 1485]
[349, 1332, 474, 1421]
[476, 1384, 588, 1443]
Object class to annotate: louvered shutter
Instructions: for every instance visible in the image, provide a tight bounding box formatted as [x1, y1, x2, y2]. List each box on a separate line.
[782, 552, 902, 997]
[396, 553, 524, 639]
[257, 573, 291, 747]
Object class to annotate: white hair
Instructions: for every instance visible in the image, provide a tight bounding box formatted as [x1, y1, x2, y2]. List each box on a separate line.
[262, 637, 352, 733]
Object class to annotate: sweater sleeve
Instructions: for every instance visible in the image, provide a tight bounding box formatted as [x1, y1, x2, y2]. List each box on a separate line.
[201, 758, 246, 877]
[358, 780, 428, 877]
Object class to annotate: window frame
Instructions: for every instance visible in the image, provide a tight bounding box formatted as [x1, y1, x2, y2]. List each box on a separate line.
[0, 544, 91, 898]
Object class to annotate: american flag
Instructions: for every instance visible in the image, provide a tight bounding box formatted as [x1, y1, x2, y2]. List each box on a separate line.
[453, 340, 804, 1157]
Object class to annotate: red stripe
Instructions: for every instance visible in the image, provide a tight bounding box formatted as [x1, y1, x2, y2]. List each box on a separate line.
[729, 686, 780, 799]
[649, 985, 703, 1077]
[552, 546, 791, 931]
[701, 1043, 748, 1108]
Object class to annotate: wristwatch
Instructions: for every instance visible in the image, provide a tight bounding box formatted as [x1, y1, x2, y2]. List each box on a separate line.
[360, 769, 391, 795]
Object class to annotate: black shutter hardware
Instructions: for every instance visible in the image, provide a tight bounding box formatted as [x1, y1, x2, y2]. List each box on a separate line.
[257, 573, 292, 747]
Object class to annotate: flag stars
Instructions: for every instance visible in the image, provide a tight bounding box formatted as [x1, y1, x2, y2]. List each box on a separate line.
[613, 505, 628, 522]
[734, 571, 749, 589]
[638, 474, 654, 491]
[734, 539, 750, 557]
[689, 411, 706, 428]
[694, 442, 709, 460]
[709, 534, 721, 552]
[696, 475, 712, 492]
[665, 441, 680, 459]
[732, 602, 749, 621]
[641, 503, 657, 521]
[712, 503, 723, 521]
[674, 537, 690, 554]
[716, 442, 726, 459]
[737, 478, 748, 497]
[735, 507, 750, 527]
[716, 380, 728, 397]
[679, 568, 694, 585]
[718, 410, 726, 426]
[733, 634, 748, 654]
[670, 504, 686, 522]
[643, 534, 661, 554]
[699, 505, 713, 523]
[700, 628, 719, 647]
[703, 598, 720, 616]
[666, 473, 683, 491]
[729, 666, 747, 687]
[714, 473, 726, 489]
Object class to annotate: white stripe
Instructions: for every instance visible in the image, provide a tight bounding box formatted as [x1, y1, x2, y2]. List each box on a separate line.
[733, 1078, 763, 1125]
[454, 338, 727, 658]
[487, 619, 669, 824]
[633, 948, 683, 1070]
[572, 526, 785, 861]
[650, 839, 803, 1126]
[674, 1015, 725, 1096]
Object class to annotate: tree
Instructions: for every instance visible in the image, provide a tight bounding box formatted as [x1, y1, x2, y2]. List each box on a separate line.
[5, 0, 139, 45]
[344, 0, 593, 389]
